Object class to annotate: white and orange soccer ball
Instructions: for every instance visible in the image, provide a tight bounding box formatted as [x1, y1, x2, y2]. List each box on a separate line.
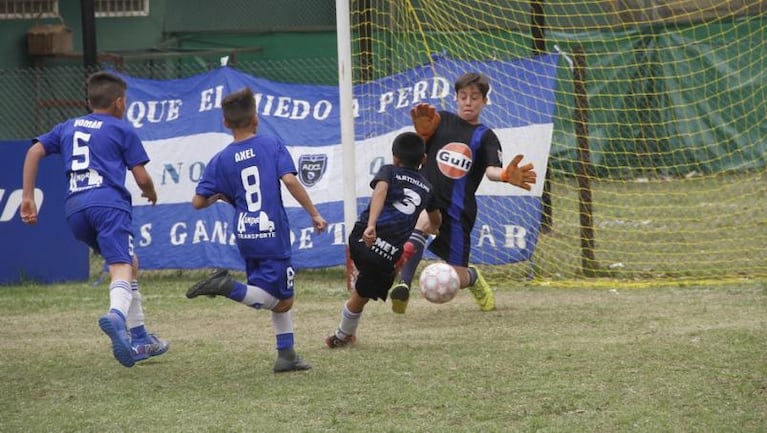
[418, 262, 460, 304]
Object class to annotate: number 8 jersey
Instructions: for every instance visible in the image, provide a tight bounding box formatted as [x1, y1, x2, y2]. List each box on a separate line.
[195, 135, 296, 259]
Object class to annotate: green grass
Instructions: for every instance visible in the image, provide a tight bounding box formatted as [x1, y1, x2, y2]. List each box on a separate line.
[533, 171, 767, 280]
[1, 269, 765, 432]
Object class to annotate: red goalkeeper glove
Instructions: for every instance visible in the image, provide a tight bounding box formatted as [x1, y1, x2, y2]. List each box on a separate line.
[410, 103, 440, 141]
[500, 154, 537, 191]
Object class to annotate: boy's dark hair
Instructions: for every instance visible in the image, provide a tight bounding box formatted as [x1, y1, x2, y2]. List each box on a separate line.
[392, 132, 425, 168]
[454, 72, 490, 98]
[86, 71, 127, 110]
[222, 87, 256, 129]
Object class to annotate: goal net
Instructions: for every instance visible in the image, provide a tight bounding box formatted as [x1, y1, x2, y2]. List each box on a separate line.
[346, 0, 767, 283]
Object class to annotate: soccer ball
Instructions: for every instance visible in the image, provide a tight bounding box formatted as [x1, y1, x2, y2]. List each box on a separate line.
[418, 263, 460, 304]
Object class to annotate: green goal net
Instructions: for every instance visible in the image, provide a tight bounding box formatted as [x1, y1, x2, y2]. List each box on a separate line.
[347, 0, 767, 283]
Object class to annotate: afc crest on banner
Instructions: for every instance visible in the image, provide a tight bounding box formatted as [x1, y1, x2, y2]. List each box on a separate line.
[298, 154, 328, 186]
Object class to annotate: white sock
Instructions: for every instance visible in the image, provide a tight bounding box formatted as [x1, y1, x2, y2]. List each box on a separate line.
[241, 285, 279, 310]
[109, 280, 132, 318]
[272, 311, 295, 353]
[337, 302, 362, 338]
[126, 281, 145, 329]
[271, 311, 294, 335]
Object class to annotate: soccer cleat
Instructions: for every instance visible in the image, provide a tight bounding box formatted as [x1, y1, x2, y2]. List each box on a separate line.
[98, 312, 135, 368]
[132, 333, 170, 361]
[467, 266, 495, 312]
[273, 356, 312, 373]
[186, 269, 234, 299]
[325, 333, 356, 349]
[389, 282, 410, 314]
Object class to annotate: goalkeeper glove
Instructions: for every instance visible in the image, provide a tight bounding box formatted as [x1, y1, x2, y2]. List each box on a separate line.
[500, 154, 537, 191]
[410, 103, 441, 141]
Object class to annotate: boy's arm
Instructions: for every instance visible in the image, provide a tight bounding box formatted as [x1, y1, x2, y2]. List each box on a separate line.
[191, 193, 229, 209]
[426, 208, 442, 236]
[21, 142, 46, 224]
[131, 164, 158, 205]
[281, 173, 327, 233]
[363, 180, 389, 246]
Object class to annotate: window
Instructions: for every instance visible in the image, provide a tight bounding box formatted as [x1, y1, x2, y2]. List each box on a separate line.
[95, 0, 148, 18]
[0, 0, 149, 20]
[0, 0, 58, 19]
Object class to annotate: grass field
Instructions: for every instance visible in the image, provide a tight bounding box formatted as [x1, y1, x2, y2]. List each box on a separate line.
[1, 268, 765, 433]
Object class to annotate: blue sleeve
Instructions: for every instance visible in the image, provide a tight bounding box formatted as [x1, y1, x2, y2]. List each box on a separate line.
[35, 122, 64, 155]
[120, 124, 150, 169]
[276, 139, 297, 177]
[195, 153, 220, 197]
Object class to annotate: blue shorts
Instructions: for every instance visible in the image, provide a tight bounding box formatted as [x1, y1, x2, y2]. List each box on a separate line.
[67, 207, 134, 265]
[244, 257, 295, 300]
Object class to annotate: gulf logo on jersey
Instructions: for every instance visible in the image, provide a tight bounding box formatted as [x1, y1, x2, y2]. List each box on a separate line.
[436, 142, 472, 179]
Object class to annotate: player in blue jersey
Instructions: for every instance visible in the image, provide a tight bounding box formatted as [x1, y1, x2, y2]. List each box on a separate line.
[186, 87, 327, 373]
[325, 132, 441, 348]
[20, 71, 168, 368]
[390, 72, 537, 314]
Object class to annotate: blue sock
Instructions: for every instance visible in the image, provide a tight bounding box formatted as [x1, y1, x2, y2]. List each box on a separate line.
[276, 333, 294, 351]
[228, 280, 248, 302]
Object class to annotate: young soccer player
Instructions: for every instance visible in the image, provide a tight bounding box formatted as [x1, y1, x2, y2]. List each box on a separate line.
[325, 132, 441, 348]
[21, 71, 169, 368]
[390, 72, 537, 314]
[186, 87, 327, 373]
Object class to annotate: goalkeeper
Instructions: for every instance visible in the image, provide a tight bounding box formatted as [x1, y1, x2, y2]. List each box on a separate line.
[390, 72, 537, 314]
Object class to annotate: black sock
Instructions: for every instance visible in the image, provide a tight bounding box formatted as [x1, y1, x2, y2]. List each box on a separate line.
[467, 267, 478, 286]
[400, 230, 427, 286]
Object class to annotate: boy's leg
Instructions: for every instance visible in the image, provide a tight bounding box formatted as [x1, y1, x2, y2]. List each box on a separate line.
[391, 230, 427, 314]
[100, 263, 135, 367]
[326, 291, 367, 348]
[128, 283, 169, 360]
[272, 310, 311, 372]
[247, 259, 311, 373]
[76, 208, 138, 367]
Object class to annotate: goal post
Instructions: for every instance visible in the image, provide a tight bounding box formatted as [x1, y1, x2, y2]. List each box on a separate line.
[340, 0, 767, 283]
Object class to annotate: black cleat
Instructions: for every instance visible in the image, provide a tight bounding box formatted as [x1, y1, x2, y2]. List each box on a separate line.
[273, 356, 312, 373]
[325, 334, 356, 349]
[186, 269, 235, 299]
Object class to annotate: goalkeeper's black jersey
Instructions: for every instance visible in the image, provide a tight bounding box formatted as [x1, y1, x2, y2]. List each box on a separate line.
[421, 111, 503, 221]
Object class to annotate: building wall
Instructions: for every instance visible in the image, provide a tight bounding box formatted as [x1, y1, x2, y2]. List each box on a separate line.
[0, 0, 337, 69]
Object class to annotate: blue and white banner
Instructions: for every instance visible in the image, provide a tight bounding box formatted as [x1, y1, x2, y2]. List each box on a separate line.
[0, 142, 89, 284]
[121, 54, 559, 270]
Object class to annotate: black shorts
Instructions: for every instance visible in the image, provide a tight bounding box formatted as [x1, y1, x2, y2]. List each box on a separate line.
[427, 209, 473, 267]
[348, 224, 398, 300]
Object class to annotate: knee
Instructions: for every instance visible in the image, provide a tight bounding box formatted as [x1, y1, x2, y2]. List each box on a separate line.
[272, 298, 294, 313]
